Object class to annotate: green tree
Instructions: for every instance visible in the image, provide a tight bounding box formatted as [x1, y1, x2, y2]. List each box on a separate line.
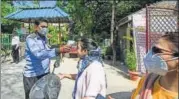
[83, 0, 161, 65]
[57, 0, 94, 37]
[1, 1, 21, 34]
[56, 0, 161, 65]
[1, 1, 15, 25]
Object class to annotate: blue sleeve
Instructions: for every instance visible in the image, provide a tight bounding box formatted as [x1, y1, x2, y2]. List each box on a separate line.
[26, 38, 57, 60]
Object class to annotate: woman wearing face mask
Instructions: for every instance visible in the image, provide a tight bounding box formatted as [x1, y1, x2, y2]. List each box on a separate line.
[131, 32, 179, 99]
[58, 38, 107, 99]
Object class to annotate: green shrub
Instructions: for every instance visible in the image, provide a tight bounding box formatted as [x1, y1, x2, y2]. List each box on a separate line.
[105, 46, 113, 55]
[48, 25, 59, 45]
[125, 49, 136, 71]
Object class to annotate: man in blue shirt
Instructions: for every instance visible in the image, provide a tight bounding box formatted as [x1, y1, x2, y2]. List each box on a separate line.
[23, 20, 70, 99]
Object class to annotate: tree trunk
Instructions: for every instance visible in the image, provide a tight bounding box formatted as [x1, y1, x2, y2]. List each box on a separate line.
[110, 0, 116, 66]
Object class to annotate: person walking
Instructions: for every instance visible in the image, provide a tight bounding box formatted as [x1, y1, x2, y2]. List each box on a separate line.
[11, 33, 20, 63]
[23, 19, 70, 99]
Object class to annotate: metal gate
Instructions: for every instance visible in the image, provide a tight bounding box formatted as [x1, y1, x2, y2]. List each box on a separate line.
[0, 34, 12, 50]
[146, 5, 178, 51]
[136, 1, 178, 73]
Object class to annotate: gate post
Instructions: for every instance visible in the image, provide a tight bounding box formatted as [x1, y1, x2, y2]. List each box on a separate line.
[146, 4, 149, 53]
[177, 1, 179, 32]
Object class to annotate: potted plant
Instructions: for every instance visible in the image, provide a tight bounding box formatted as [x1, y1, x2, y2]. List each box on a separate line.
[125, 49, 139, 81]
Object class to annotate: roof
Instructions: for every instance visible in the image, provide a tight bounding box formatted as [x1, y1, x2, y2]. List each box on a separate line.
[150, 1, 178, 9]
[117, 1, 178, 27]
[5, 7, 70, 23]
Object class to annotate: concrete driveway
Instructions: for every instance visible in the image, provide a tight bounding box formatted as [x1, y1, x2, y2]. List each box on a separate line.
[1, 58, 139, 99]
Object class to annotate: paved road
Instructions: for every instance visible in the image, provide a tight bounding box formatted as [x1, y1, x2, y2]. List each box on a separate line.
[1, 58, 139, 99]
[1, 60, 25, 99]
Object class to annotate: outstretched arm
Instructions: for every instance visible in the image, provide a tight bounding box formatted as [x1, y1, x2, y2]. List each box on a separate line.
[58, 73, 77, 80]
[26, 38, 56, 60]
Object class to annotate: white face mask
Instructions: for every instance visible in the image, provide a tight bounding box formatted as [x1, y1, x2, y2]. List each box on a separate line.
[38, 27, 48, 36]
[143, 50, 178, 76]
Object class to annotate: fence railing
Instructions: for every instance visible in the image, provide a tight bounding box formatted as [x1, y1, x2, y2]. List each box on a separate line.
[0, 34, 12, 50]
[0, 33, 29, 50]
[0, 33, 62, 51]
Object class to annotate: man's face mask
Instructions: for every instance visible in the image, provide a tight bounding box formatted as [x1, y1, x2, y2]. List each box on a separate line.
[38, 26, 48, 36]
[144, 46, 179, 76]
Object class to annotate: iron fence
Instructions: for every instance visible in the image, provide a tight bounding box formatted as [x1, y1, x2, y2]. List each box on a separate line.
[0, 33, 28, 50]
[146, 7, 178, 51]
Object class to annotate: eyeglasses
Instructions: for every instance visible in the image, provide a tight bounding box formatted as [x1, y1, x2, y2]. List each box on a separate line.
[152, 46, 162, 54]
[152, 46, 179, 57]
[152, 46, 171, 54]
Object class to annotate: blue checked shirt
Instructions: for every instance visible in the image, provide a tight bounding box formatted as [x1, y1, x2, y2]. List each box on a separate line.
[23, 33, 57, 77]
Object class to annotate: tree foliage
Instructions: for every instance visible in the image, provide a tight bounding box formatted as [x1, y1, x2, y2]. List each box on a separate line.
[56, 0, 161, 64]
[1, 1, 22, 33]
[57, 1, 94, 38]
[48, 24, 69, 45]
[56, 0, 161, 40]
[1, 1, 15, 25]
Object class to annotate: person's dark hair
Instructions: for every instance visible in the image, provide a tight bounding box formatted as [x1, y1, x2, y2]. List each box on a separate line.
[34, 19, 48, 26]
[78, 38, 98, 51]
[162, 32, 179, 57]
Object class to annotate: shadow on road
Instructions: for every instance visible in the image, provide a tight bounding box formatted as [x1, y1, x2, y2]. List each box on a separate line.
[107, 91, 132, 99]
[103, 60, 129, 79]
[103, 60, 128, 72]
[116, 71, 129, 79]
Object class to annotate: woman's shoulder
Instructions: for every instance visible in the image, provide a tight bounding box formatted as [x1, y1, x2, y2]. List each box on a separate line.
[137, 75, 146, 87]
[86, 60, 104, 72]
[131, 73, 159, 99]
[137, 73, 159, 86]
[89, 60, 103, 68]
[131, 75, 146, 99]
